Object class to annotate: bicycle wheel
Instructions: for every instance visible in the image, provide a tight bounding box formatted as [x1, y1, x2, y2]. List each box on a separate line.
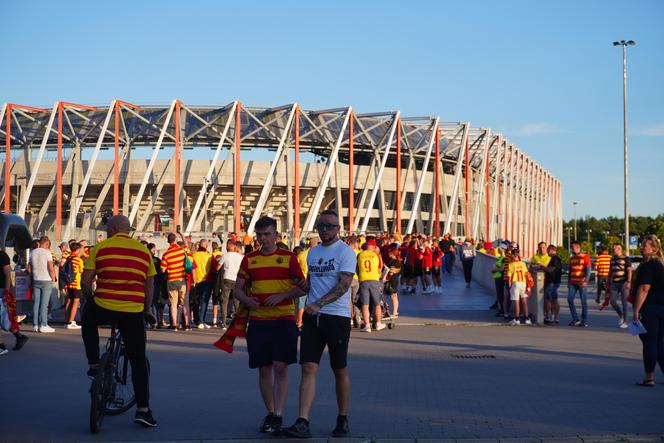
[105, 352, 150, 416]
[89, 352, 111, 434]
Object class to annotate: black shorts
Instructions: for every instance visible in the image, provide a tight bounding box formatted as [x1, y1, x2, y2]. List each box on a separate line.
[413, 265, 423, 277]
[402, 265, 414, 278]
[246, 319, 298, 368]
[432, 266, 441, 274]
[67, 289, 82, 299]
[300, 313, 351, 370]
[422, 267, 432, 275]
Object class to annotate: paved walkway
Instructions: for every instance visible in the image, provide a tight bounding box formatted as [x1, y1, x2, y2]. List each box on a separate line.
[1, 269, 662, 442]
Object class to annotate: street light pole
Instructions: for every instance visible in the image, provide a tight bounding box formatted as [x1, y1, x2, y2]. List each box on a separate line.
[573, 201, 578, 241]
[613, 39, 635, 254]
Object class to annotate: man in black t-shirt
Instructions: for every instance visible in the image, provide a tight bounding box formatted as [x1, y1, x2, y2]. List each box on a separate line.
[543, 245, 563, 325]
[0, 250, 29, 355]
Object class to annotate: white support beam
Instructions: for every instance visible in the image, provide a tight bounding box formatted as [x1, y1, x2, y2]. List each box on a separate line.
[185, 101, 238, 233]
[407, 117, 439, 234]
[18, 104, 57, 217]
[247, 104, 297, 235]
[360, 112, 399, 233]
[128, 100, 176, 225]
[64, 103, 115, 240]
[443, 123, 469, 236]
[472, 131, 491, 240]
[303, 108, 352, 232]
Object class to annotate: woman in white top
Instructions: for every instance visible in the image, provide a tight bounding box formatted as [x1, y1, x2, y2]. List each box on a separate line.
[28, 237, 56, 333]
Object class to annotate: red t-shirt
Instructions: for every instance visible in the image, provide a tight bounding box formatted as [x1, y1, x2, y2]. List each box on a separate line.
[406, 246, 418, 266]
[432, 247, 443, 266]
[422, 247, 433, 268]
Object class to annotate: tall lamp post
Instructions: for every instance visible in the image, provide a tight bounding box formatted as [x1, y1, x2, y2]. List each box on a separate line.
[613, 39, 635, 254]
[573, 201, 578, 241]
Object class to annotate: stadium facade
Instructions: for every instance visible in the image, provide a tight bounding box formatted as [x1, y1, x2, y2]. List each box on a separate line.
[0, 101, 562, 257]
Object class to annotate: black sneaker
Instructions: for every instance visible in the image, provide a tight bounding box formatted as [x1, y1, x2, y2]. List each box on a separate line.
[283, 417, 311, 438]
[0, 344, 8, 356]
[578, 321, 588, 328]
[86, 367, 98, 380]
[568, 320, 581, 326]
[134, 409, 158, 427]
[259, 412, 278, 433]
[332, 415, 349, 438]
[13, 333, 29, 351]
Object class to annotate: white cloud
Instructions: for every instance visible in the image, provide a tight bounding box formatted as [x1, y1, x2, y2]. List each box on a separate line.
[633, 123, 664, 136]
[513, 122, 560, 136]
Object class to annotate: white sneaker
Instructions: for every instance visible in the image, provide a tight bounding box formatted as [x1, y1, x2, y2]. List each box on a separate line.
[203, 323, 211, 329]
[375, 323, 387, 331]
[524, 318, 532, 325]
[618, 319, 625, 327]
[509, 319, 520, 326]
[15, 315, 26, 323]
[197, 323, 205, 329]
[66, 323, 81, 329]
[32, 325, 39, 332]
[361, 326, 371, 333]
[40, 325, 55, 333]
[619, 321, 628, 329]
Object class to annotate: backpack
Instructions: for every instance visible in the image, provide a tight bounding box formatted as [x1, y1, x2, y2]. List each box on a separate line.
[59, 257, 75, 285]
[182, 248, 194, 274]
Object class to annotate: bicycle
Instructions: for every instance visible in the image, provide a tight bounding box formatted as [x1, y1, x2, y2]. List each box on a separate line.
[89, 322, 150, 434]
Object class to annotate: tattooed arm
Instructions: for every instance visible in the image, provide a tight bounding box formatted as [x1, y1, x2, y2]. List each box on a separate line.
[305, 272, 354, 315]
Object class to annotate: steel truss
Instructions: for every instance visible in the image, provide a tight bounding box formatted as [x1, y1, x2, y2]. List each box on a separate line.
[0, 101, 562, 258]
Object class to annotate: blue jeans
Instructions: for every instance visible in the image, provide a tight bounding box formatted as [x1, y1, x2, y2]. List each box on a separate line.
[192, 281, 211, 325]
[32, 280, 53, 327]
[545, 283, 560, 300]
[610, 282, 628, 320]
[567, 284, 588, 322]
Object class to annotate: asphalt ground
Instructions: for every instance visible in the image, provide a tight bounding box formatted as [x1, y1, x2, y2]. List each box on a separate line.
[1, 271, 662, 443]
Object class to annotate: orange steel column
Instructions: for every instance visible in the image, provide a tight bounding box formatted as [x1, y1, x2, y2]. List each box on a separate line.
[113, 102, 120, 215]
[174, 100, 181, 228]
[464, 137, 470, 237]
[395, 118, 401, 236]
[433, 126, 440, 237]
[293, 106, 300, 241]
[4, 106, 10, 214]
[485, 144, 491, 242]
[234, 102, 241, 233]
[56, 103, 63, 240]
[348, 111, 354, 233]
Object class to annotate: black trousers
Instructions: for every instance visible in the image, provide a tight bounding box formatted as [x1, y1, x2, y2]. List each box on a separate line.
[494, 278, 505, 308]
[81, 301, 150, 408]
[639, 304, 664, 374]
[462, 259, 474, 283]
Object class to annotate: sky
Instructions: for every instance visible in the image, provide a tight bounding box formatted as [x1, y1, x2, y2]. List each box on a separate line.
[1, 0, 663, 220]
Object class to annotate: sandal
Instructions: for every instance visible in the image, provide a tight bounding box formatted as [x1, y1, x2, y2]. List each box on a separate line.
[635, 380, 655, 387]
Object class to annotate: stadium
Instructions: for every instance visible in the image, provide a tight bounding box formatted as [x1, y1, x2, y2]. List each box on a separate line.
[1, 100, 562, 256]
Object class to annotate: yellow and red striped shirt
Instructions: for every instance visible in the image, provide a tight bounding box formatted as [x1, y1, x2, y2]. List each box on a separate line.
[595, 253, 611, 277]
[238, 248, 304, 320]
[569, 253, 591, 285]
[60, 249, 70, 266]
[66, 256, 84, 290]
[161, 244, 188, 281]
[84, 233, 156, 313]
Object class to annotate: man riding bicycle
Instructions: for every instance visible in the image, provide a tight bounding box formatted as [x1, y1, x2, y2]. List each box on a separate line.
[81, 215, 157, 427]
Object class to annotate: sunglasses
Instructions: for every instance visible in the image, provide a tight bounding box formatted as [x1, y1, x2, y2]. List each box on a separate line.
[316, 223, 339, 231]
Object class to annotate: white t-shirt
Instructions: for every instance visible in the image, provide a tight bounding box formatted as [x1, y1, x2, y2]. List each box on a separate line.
[306, 239, 357, 318]
[219, 251, 243, 281]
[29, 248, 53, 281]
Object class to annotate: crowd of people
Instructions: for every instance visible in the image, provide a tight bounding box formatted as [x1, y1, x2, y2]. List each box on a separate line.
[1, 213, 663, 431]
